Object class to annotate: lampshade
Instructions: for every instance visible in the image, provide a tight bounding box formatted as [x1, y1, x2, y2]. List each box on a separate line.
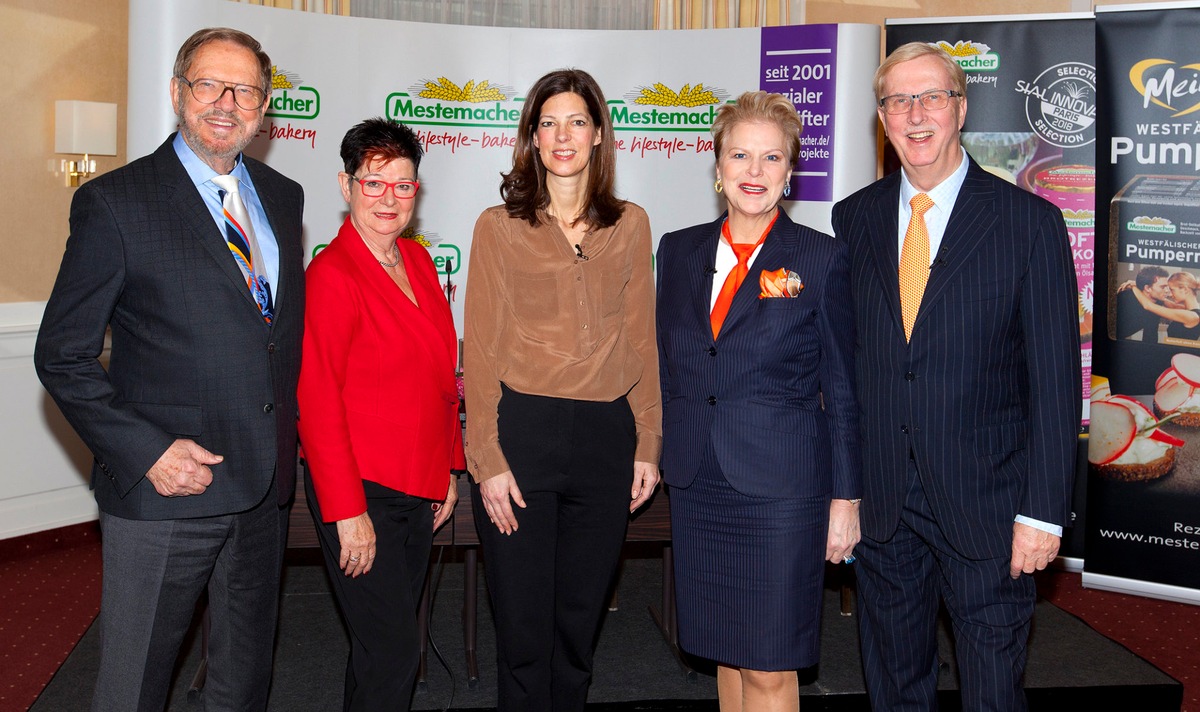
[55, 100, 117, 156]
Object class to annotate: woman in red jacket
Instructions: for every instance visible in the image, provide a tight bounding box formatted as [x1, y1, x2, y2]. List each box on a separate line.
[297, 117, 464, 712]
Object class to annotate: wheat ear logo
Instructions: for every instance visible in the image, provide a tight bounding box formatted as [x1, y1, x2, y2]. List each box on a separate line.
[266, 66, 319, 119]
[401, 227, 461, 275]
[934, 41, 1000, 72]
[631, 83, 722, 107]
[418, 78, 509, 103]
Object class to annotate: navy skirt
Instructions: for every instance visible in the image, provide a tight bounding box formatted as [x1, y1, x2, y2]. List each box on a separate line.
[670, 444, 829, 670]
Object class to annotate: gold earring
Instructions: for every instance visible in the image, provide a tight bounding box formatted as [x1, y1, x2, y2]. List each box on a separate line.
[714, 177, 723, 193]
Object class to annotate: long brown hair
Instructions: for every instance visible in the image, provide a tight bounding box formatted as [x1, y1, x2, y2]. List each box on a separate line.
[500, 69, 624, 228]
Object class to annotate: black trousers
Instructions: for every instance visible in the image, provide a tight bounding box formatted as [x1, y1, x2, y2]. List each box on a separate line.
[306, 472, 434, 712]
[472, 385, 636, 712]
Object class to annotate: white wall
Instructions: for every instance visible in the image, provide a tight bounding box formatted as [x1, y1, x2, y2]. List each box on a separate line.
[6, 1, 880, 539]
[0, 302, 99, 539]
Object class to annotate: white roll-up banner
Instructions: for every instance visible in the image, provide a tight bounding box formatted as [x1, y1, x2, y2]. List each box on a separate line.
[1084, 1, 1200, 605]
[128, 0, 880, 329]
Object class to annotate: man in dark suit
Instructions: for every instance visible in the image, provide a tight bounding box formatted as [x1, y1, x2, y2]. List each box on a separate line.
[34, 27, 304, 711]
[1115, 265, 1169, 341]
[832, 42, 1080, 711]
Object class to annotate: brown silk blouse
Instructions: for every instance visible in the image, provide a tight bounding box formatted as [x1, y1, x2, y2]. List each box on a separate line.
[463, 203, 663, 482]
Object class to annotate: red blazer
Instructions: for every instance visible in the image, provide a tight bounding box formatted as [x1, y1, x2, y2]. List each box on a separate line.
[298, 217, 465, 522]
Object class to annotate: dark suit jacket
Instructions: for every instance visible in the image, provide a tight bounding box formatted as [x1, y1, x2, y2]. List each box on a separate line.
[832, 158, 1081, 560]
[297, 217, 465, 523]
[656, 210, 861, 500]
[35, 135, 305, 520]
[1114, 287, 1162, 342]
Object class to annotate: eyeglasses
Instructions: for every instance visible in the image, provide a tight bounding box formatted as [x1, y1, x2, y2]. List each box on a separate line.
[351, 175, 420, 199]
[177, 76, 268, 111]
[878, 89, 963, 115]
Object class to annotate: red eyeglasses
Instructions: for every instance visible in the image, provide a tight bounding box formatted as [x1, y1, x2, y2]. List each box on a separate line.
[350, 175, 420, 199]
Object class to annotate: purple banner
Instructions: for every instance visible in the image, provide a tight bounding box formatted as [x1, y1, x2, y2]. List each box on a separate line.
[761, 25, 838, 202]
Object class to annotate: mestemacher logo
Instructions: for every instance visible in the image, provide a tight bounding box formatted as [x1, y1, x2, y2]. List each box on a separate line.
[383, 76, 732, 158]
[261, 66, 319, 148]
[1063, 208, 1095, 229]
[387, 77, 520, 152]
[605, 82, 730, 158]
[403, 228, 461, 276]
[609, 82, 728, 133]
[1129, 59, 1200, 117]
[1127, 216, 1177, 234]
[388, 77, 520, 128]
[935, 41, 999, 72]
[266, 66, 320, 120]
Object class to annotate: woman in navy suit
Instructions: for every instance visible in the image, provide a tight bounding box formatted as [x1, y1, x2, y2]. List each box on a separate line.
[656, 91, 861, 711]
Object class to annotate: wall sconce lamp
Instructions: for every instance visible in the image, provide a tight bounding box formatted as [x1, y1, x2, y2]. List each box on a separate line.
[55, 100, 117, 187]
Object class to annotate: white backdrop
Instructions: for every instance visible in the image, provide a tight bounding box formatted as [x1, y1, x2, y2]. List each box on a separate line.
[0, 2, 883, 541]
[129, 0, 880, 329]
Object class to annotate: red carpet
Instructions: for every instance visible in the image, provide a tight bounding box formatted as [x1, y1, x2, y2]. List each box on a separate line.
[1039, 570, 1200, 712]
[2, 523, 1197, 711]
[0, 524, 102, 712]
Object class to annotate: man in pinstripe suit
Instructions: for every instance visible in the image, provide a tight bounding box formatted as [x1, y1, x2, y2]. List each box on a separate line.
[832, 43, 1081, 711]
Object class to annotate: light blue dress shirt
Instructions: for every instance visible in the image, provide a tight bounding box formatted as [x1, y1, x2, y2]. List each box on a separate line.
[173, 133, 281, 295]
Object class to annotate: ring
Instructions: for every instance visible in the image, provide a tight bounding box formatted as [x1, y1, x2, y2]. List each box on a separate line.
[349, 556, 360, 562]
[843, 555, 856, 564]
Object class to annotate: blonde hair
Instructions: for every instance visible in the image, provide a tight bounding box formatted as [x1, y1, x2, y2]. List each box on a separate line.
[1169, 271, 1200, 297]
[874, 42, 967, 102]
[710, 91, 803, 164]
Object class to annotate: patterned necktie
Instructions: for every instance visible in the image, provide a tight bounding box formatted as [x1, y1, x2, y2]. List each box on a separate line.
[212, 174, 273, 324]
[710, 213, 776, 340]
[899, 193, 934, 342]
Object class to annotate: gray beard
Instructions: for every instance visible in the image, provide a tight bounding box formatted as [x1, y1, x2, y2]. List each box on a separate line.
[176, 106, 258, 170]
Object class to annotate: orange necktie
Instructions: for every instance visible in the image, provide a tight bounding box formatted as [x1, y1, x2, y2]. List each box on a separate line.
[711, 214, 776, 340]
[899, 193, 934, 341]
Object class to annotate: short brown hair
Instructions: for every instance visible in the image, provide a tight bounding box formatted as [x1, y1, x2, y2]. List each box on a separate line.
[1136, 265, 1169, 291]
[173, 27, 272, 93]
[340, 117, 424, 176]
[874, 42, 966, 103]
[500, 69, 624, 229]
[710, 91, 803, 164]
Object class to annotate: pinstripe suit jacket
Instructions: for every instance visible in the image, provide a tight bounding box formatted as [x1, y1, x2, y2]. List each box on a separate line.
[35, 135, 305, 520]
[656, 210, 861, 500]
[832, 158, 1081, 559]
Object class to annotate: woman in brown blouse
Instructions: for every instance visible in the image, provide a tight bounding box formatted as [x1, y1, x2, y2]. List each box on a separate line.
[463, 68, 661, 712]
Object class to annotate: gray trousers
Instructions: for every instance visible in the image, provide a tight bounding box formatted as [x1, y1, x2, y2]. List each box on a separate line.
[93, 486, 286, 712]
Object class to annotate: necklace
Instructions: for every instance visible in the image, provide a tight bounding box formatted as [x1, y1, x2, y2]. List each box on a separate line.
[362, 234, 401, 268]
[377, 246, 401, 268]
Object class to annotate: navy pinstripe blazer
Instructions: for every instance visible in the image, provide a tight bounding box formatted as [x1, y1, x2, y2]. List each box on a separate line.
[832, 158, 1081, 559]
[656, 210, 861, 500]
[35, 135, 305, 520]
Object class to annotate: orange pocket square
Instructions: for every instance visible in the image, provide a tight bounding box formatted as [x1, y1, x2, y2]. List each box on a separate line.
[759, 268, 804, 298]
